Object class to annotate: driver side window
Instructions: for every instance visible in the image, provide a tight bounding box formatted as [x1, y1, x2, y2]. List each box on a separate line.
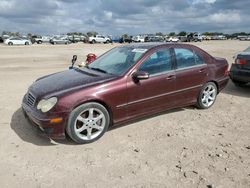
[139, 48, 172, 75]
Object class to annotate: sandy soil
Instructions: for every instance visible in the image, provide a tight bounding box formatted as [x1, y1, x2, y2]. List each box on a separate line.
[0, 41, 249, 188]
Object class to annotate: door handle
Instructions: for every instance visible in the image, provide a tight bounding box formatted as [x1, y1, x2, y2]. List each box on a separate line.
[166, 75, 176, 80]
[199, 68, 205, 73]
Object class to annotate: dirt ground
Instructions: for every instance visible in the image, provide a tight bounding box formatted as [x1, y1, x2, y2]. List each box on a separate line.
[0, 41, 249, 188]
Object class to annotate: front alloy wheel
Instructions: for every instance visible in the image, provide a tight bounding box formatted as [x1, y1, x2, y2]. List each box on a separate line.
[66, 102, 110, 144]
[197, 82, 217, 109]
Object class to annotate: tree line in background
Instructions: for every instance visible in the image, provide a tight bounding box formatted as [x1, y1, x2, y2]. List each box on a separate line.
[1, 30, 250, 38]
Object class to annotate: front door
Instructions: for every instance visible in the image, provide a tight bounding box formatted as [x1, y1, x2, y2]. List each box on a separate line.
[126, 48, 176, 119]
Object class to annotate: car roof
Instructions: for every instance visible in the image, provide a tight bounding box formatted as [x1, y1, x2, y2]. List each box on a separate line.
[121, 42, 197, 50]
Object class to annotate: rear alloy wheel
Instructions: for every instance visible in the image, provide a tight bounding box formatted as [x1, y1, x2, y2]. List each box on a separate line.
[197, 82, 217, 109]
[25, 42, 29, 45]
[92, 40, 96, 44]
[8, 42, 13, 45]
[66, 102, 110, 144]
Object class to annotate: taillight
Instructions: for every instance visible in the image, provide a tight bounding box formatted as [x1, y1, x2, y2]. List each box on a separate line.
[235, 58, 246, 64]
[224, 65, 229, 76]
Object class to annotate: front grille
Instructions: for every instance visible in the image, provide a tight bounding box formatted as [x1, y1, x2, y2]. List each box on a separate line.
[27, 92, 36, 107]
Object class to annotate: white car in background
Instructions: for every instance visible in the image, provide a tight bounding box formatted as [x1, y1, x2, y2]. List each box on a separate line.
[133, 35, 145, 42]
[4, 37, 31, 45]
[167, 37, 179, 42]
[88, 35, 111, 44]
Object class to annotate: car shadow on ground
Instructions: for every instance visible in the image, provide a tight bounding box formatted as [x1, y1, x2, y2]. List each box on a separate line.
[10, 108, 75, 146]
[222, 80, 250, 98]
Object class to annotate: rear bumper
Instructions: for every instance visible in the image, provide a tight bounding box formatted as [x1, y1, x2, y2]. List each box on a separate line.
[217, 76, 229, 92]
[22, 103, 67, 139]
[229, 65, 250, 82]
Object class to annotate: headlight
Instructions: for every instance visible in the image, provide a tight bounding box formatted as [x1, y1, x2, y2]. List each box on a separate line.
[37, 97, 57, 113]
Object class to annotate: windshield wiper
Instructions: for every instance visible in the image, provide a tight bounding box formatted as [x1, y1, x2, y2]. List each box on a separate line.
[87, 66, 107, 74]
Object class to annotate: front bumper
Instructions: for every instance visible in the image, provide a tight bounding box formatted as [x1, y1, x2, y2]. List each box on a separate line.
[22, 102, 67, 139]
[229, 65, 250, 83]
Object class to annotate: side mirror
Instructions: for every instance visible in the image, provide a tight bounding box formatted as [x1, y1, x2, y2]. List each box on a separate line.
[72, 55, 77, 62]
[132, 71, 149, 82]
[69, 55, 77, 69]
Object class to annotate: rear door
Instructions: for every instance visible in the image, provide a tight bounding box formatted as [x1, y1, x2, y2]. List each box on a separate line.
[126, 48, 176, 118]
[173, 48, 208, 105]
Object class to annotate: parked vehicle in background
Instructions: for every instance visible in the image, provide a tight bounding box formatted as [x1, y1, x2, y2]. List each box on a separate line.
[110, 36, 121, 43]
[4, 37, 31, 45]
[193, 33, 202, 42]
[211, 35, 227, 40]
[229, 46, 250, 86]
[50, 36, 70, 45]
[33, 36, 52, 44]
[68, 35, 86, 43]
[144, 35, 164, 42]
[88, 35, 111, 44]
[202, 35, 212, 40]
[22, 43, 229, 143]
[0, 34, 10, 43]
[119, 36, 133, 43]
[187, 33, 202, 42]
[133, 35, 145, 42]
[179, 36, 188, 42]
[239, 36, 250, 41]
[166, 36, 179, 42]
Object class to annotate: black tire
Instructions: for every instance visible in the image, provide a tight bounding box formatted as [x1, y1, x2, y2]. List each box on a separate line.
[197, 82, 217, 109]
[8, 42, 13, 45]
[106, 40, 110, 44]
[92, 40, 95, 44]
[232, 80, 247, 87]
[66, 102, 110, 144]
[25, 42, 29, 45]
[38, 40, 42, 44]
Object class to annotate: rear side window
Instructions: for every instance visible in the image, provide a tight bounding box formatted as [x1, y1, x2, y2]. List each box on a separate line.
[194, 52, 205, 65]
[174, 48, 195, 68]
[139, 48, 172, 75]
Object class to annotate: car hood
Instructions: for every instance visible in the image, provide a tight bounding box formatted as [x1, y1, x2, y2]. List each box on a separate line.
[29, 68, 117, 98]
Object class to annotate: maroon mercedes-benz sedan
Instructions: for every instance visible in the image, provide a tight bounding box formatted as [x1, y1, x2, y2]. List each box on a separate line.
[22, 43, 229, 143]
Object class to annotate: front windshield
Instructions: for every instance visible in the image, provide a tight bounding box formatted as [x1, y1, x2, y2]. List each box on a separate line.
[88, 46, 147, 75]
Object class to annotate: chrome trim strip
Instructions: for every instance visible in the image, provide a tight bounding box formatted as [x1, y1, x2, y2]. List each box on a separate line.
[217, 76, 229, 83]
[149, 70, 175, 78]
[175, 64, 207, 72]
[116, 84, 202, 108]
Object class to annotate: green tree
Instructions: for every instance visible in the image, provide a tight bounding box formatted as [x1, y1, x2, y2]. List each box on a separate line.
[178, 31, 187, 36]
[169, 32, 176, 36]
[122, 33, 129, 38]
[202, 32, 211, 36]
[155, 32, 164, 36]
[86, 31, 98, 37]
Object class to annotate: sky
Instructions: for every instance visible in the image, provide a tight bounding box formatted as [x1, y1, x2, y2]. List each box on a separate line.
[0, 0, 249, 35]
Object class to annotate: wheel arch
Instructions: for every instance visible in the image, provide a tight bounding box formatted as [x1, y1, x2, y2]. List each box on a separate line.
[71, 99, 114, 126]
[206, 80, 219, 93]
